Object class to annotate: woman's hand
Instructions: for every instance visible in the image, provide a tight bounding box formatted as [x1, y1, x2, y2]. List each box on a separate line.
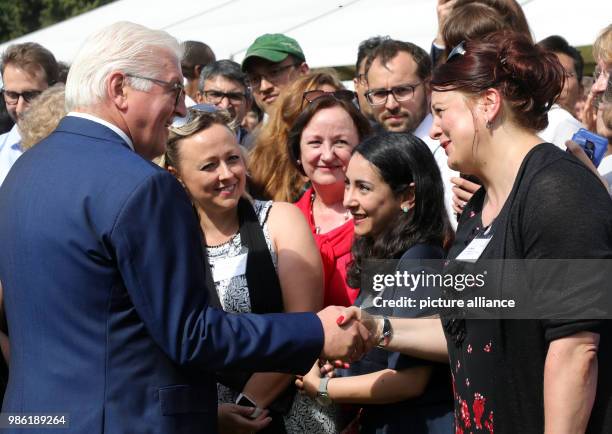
[579, 91, 598, 132]
[218, 403, 271, 434]
[295, 360, 322, 399]
[451, 176, 480, 214]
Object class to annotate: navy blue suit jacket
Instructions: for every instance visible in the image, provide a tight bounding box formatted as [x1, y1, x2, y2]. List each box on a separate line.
[0, 116, 324, 433]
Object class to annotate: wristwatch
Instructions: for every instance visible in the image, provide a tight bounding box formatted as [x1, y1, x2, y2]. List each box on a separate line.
[315, 376, 332, 406]
[377, 316, 393, 348]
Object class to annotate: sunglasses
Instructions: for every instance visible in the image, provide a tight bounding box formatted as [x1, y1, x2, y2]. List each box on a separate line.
[1, 89, 43, 105]
[301, 90, 357, 111]
[171, 103, 218, 128]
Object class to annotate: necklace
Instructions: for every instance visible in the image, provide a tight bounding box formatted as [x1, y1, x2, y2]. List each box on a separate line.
[310, 191, 350, 235]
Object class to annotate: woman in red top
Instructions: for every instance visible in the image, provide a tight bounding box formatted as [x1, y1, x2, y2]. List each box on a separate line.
[288, 95, 371, 306]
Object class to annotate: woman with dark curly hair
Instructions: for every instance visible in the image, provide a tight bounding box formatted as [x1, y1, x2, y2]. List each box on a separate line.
[297, 132, 454, 433]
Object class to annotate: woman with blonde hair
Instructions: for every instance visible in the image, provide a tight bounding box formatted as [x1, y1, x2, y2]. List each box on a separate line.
[248, 70, 350, 202]
[163, 108, 340, 434]
[19, 83, 67, 151]
[581, 24, 612, 131]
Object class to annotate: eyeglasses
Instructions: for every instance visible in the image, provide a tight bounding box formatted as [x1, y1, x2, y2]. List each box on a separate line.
[365, 82, 422, 106]
[1, 89, 43, 105]
[447, 41, 466, 62]
[125, 73, 185, 107]
[202, 90, 246, 105]
[247, 62, 299, 89]
[303, 89, 356, 104]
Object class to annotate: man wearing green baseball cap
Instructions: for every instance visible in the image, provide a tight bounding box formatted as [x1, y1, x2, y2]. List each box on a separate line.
[242, 33, 309, 114]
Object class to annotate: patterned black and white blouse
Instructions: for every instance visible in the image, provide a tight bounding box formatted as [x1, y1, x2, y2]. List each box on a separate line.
[209, 200, 341, 434]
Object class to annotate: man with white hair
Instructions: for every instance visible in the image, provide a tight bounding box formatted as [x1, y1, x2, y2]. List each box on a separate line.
[0, 21, 371, 434]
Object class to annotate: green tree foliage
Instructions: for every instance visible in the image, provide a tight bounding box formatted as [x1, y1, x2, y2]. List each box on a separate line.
[0, 0, 115, 43]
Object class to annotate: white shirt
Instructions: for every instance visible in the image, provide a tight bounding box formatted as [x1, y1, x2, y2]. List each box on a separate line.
[0, 124, 22, 186]
[538, 105, 583, 149]
[414, 114, 460, 229]
[598, 153, 612, 194]
[67, 112, 134, 151]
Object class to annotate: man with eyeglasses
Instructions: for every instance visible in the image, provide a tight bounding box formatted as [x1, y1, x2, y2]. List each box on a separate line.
[196, 60, 251, 146]
[0, 42, 58, 186]
[534, 35, 584, 150]
[353, 36, 389, 123]
[0, 22, 374, 434]
[241, 33, 309, 115]
[365, 39, 458, 227]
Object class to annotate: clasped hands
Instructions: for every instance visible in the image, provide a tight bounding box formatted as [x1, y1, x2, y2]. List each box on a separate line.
[316, 306, 381, 363]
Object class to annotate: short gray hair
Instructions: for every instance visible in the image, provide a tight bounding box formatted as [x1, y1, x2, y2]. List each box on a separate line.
[198, 60, 249, 94]
[65, 21, 182, 110]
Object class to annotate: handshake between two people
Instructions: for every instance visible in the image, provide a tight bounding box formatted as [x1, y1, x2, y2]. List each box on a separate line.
[316, 306, 380, 362]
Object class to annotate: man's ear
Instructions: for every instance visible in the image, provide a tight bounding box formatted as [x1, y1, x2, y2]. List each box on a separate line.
[108, 72, 128, 110]
[194, 65, 203, 80]
[195, 90, 204, 104]
[400, 182, 416, 211]
[298, 62, 310, 75]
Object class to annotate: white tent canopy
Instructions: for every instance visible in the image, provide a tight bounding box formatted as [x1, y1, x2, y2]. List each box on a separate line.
[0, 0, 610, 68]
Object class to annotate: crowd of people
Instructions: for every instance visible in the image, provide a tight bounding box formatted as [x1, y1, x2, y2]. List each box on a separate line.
[0, 0, 611, 433]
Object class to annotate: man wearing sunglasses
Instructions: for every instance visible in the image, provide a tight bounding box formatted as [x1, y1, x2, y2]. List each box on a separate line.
[242, 33, 309, 115]
[365, 39, 458, 227]
[0, 42, 58, 186]
[196, 60, 252, 146]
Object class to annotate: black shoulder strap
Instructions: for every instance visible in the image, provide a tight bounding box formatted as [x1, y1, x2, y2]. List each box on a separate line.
[237, 198, 284, 314]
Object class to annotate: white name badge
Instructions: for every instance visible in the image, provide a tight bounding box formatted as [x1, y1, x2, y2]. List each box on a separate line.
[211, 253, 248, 282]
[456, 237, 492, 263]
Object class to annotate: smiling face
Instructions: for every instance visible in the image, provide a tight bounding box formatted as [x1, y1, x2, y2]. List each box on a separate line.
[172, 123, 246, 214]
[299, 106, 360, 188]
[246, 56, 304, 113]
[124, 49, 187, 160]
[430, 89, 480, 174]
[343, 152, 407, 237]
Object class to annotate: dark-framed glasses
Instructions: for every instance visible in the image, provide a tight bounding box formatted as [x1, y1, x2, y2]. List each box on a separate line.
[1, 88, 43, 105]
[202, 90, 246, 105]
[125, 73, 185, 107]
[447, 41, 466, 62]
[365, 82, 422, 106]
[247, 62, 299, 89]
